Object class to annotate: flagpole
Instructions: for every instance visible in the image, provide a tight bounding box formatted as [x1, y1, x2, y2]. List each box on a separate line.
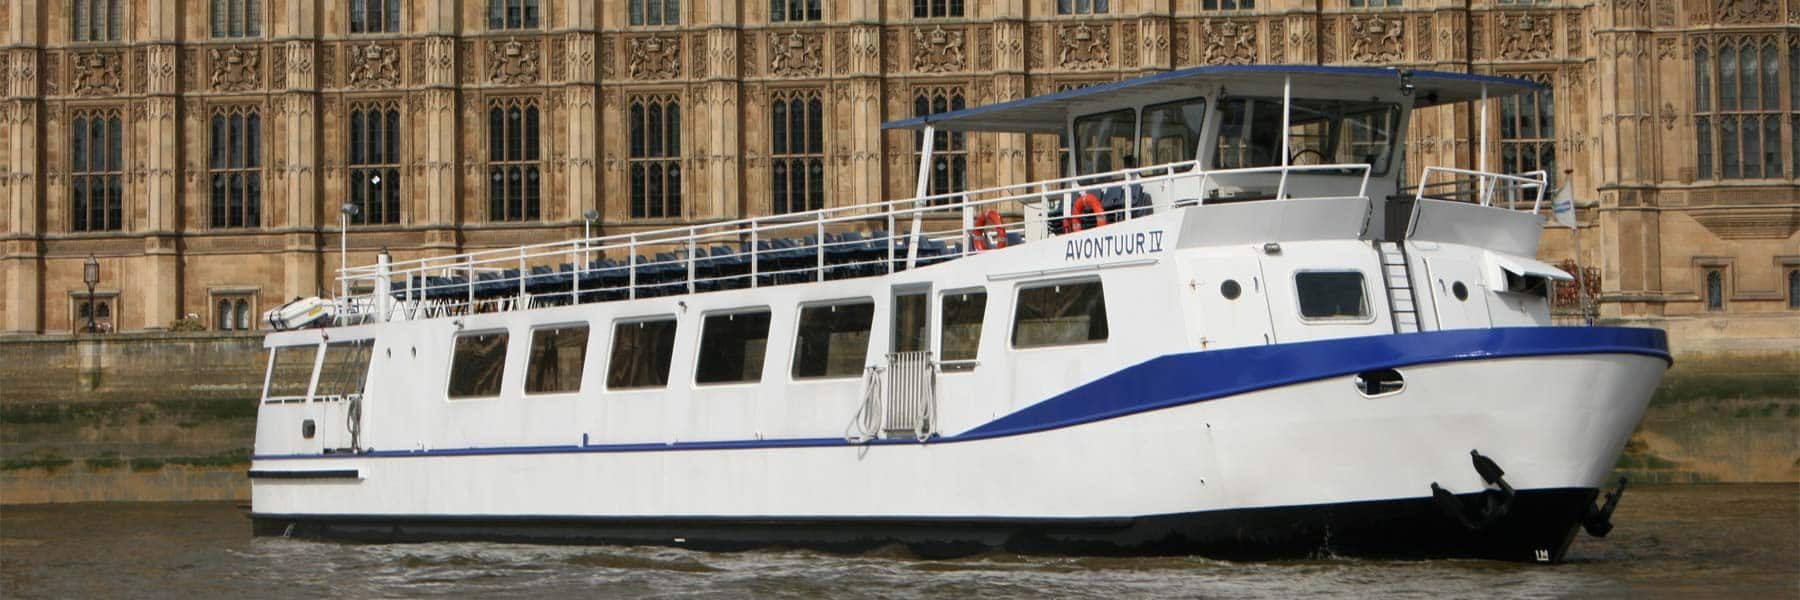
[1563, 169, 1589, 325]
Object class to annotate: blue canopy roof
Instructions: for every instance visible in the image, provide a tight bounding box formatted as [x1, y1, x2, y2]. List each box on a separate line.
[881, 65, 1543, 133]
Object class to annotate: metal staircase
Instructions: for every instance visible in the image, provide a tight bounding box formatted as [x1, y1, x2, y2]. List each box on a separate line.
[1376, 241, 1420, 333]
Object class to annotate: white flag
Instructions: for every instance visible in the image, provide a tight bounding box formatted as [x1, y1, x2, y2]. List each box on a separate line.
[1550, 184, 1577, 229]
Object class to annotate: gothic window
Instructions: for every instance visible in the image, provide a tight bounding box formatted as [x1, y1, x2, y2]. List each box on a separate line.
[210, 0, 263, 38]
[1705, 269, 1725, 311]
[770, 90, 826, 214]
[630, 0, 680, 26]
[69, 109, 124, 232]
[912, 0, 963, 18]
[349, 103, 402, 225]
[1201, 0, 1253, 9]
[208, 108, 262, 229]
[488, 0, 541, 29]
[71, 0, 122, 42]
[214, 294, 255, 331]
[349, 0, 402, 33]
[72, 293, 117, 333]
[1787, 269, 1800, 310]
[628, 96, 683, 219]
[1348, 0, 1402, 6]
[1694, 37, 1786, 180]
[487, 99, 542, 222]
[1500, 74, 1556, 189]
[913, 88, 967, 200]
[771, 0, 822, 22]
[1056, 0, 1109, 14]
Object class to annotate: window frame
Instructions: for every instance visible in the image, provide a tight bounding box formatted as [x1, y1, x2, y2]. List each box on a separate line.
[628, 0, 681, 27]
[209, 0, 264, 38]
[605, 315, 681, 391]
[349, 0, 404, 34]
[487, 0, 542, 30]
[771, 0, 824, 23]
[1009, 277, 1111, 350]
[348, 101, 404, 225]
[71, 0, 124, 43]
[522, 322, 592, 396]
[446, 329, 511, 400]
[1138, 97, 1209, 167]
[207, 107, 263, 229]
[1692, 36, 1790, 181]
[68, 108, 126, 232]
[1055, 0, 1111, 15]
[694, 307, 774, 386]
[770, 89, 828, 214]
[1199, 0, 1254, 9]
[1293, 270, 1375, 323]
[486, 98, 543, 222]
[790, 298, 876, 381]
[939, 287, 988, 371]
[911, 0, 964, 19]
[628, 95, 685, 219]
[913, 87, 968, 199]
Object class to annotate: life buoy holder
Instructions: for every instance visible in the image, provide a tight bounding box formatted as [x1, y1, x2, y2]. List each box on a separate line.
[1062, 192, 1109, 233]
[971, 209, 1008, 251]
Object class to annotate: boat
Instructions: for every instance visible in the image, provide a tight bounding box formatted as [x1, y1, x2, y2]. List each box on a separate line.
[248, 65, 1669, 563]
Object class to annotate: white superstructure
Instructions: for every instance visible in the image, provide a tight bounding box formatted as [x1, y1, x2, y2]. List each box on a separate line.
[250, 66, 1668, 562]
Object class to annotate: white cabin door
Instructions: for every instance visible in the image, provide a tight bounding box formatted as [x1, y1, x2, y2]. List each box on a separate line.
[1180, 256, 1273, 350]
[885, 286, 936, 438]
[1424, 257, 1492, 330]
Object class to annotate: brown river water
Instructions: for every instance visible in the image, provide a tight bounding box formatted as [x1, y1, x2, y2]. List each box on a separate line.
[2, 484, 1795, 599]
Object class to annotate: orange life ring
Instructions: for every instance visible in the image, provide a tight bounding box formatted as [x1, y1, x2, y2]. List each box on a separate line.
[1062, 192, 1109, 233]
[971, 209, 1008, 251]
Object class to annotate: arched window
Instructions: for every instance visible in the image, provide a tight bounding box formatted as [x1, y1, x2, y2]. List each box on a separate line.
[1705, 269, 1725, 312]
[913, 88, 967, 200]
[628, 96, 683, 218]
[1787, 270, 1799, 310]
[70, 109, 124, 232]
[770, 90, 825, 214]
[209, 108, 262, 228]
[236, 300, 251, 330]
[349, 103, 403, 225]
[218, 299, 235, 330]
[487, 99, 541, 222]
[72, 0, 122, 41]
[211, 0, 262, 38]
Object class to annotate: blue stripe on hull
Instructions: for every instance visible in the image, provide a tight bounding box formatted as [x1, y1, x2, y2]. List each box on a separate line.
[253, 326, 1667, 460]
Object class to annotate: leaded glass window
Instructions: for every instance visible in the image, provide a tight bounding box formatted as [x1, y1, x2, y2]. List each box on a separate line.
[349, 103, 403, 225]
[770, 90, 826, 214]
[629, 96, 683, 219]
[211, 0, 263, 38]
[487, 99, 541, 222]
[913, 87, 967, 200]
[69, 109, 124, 232]
[209, 108, 262, 229]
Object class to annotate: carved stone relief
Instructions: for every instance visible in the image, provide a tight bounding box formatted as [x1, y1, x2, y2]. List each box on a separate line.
[211, 46, 261, 92]
[1567, 13, 1585, 55]
[1715, 0, 1776, 23]
[770, 31, 824, 78]
[349, 42, 401, 89]
[1496, 13, 1553, 60]
[1267, 19, 1285, 62]
[629, 35, 681, 80]
[1348, 16, 1403, 64]
[1200, 19, 1255, 66]
[1172, 23, 1193, 66]
[72, 51, 122, 96]
[488, 38, 541, 85]
[1319, 18, 1338, 63]
[912, 26, 966, 73]
[1414, 16, 1433, 61]
[1057, 24, 1110, 71]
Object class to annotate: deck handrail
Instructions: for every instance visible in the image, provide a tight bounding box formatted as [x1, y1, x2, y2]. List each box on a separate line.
[1412, 166, 1548, 212]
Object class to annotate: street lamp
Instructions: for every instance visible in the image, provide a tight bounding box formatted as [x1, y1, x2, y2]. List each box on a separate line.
[82, 254, 99, 333]
[340, 202, 360, 299]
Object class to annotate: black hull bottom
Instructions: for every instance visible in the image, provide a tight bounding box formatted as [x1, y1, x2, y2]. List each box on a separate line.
[252, 487, 1600, 563]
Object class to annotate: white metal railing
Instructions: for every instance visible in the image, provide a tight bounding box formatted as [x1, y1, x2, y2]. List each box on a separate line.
[1411, 167, 1548, 212]
[333, 160, 1378, 322]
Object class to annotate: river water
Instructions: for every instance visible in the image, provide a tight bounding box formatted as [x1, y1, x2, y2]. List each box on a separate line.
[2, 484, 1794, 599]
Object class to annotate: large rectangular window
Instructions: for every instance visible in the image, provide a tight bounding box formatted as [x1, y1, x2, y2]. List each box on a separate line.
[209, 108, 262, 228]
[1074, 108, 1136, 176]
[629, 0, 679, 26]
[1214, 97, 1400, 175]
[448, 331, 509, 398]
[1012, 280, 1109, 348]
[349, 0, 402, 33]
[629, 96, 683, 218]
[488, 99, 542, 221]
[1693, 38, 1787, 180]
[792, 301, 874, 379]
[1139, 98, 1207, 166]
[317, 340, 374, 399]
[771, 0, 822, 22]
[912, 0, 962, 18]
[525, 325, 589, 394]
[607, 318, 679, 389]
[1295, 272, 1370, 320]
[73, 0, 122, 41]
[771, 90, 826, 214]
[913, 88, 967, 199]
[265, 345, 317, 399]
[70, 109, 124, 232]
[488, 0, 540, 29]
[1499, 75, 1555, 187]
[211, 0, 263, 38]
[696, 310, 772, 384]
[940, 290, 986, 369]
[349, 103, 402, 225]
[1056, 0, 1109, 14]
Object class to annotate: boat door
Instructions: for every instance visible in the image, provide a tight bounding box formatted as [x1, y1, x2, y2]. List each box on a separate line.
[886, 285, 936, 438]
[1424, 256, 1492, 330]
[1179, 255, 1273, 350]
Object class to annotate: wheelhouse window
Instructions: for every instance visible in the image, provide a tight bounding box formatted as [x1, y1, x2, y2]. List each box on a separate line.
[72, 0, 122, 42]
[771, 90, 826, 214]
[1214, 97, 1400, 175]
[488, 0, 540, 29]
[607, 318, 679, 389]
[209, 108, 262, 228]
[629, 96, 683, 219]
[448, 331, 509, 399]
[266, 345, 317, 399]
[791, 301, 874, 379]
[349, 102, 402, 225]
[940, 290, 987, 370]
[697, 310, 772, 384]
[70, 109, 124, 232]
[525, 325, 589, 394]
[1074, 108, 1136, 176]
[487, 98, 541, 222]
[211, 0, 263, 37]
[1012, 280, 1109, 348]
[317, 340, 374, 399]
[629, 0, 679, 26]
[1295, 271, 1370, 320]
[1139, 98, 1207, 166]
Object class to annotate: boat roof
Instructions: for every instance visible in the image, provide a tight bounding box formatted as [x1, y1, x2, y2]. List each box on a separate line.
[881, 65, 1544, 133]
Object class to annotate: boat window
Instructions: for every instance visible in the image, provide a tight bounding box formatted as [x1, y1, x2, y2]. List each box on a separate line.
[1295, 272, 1370, 320]
[607, 317, 678, 389]
[525, 325, 589, 394]
[1214, 97, 1400, 175]
[1074, 108, 1137, 176]
[792, 300, 875, 379]
[448, 331, 509, 399]
[315, 340, 374, 400]
[696, 309, 772, 384]
[1012, 280, 1109, 348]
[265, 344, 318, 399]
[893, 291, 929, 353]
[1139, 98, 1207, 166]
[1502, 271, 1551, 299]
[940, 290, 987, 370]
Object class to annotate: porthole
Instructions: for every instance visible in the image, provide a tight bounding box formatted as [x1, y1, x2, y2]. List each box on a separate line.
[1220, 279, 1242, 300]
[1452, 281, 1469, 301]
[1353, 369, 1406, 397]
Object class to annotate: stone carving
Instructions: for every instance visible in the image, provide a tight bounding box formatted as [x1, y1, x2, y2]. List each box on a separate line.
[71, 51, 122, 96]
[1661, 102, 1678, 130]
[1121, 23, 1139, 68]
[1267, 19, 1285, 62]
[1348, 16, 1403, 64]
[1320, 18, 1338, 63]
[1058, 24, 1111, 70]
[425, 37, 454, 72]
[1567, 13, 1584, 55]
[912, 26, 966, 73]
[1496, 13, 1553, 60]
[1172, 24, 1193, 66]
[1414, 16, 1433, 60]
[210, 46, 261, 92]
[488, 38, 541, 85]
[770, 31, 824, 77]
[129, 48, 146, 93]
[628, 35, 681, 80]
[1715, 0, 1776, 23]
[1200, 19, 1255, 65]
[349, 42, 401, 88]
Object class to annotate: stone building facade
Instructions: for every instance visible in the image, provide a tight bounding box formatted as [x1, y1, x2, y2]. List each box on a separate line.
[1, 1, 1796, 350]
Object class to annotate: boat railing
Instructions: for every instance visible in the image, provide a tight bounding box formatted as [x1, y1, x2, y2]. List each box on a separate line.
[1410, 167, 1548, 212]
[334, 160, 1375, 323]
